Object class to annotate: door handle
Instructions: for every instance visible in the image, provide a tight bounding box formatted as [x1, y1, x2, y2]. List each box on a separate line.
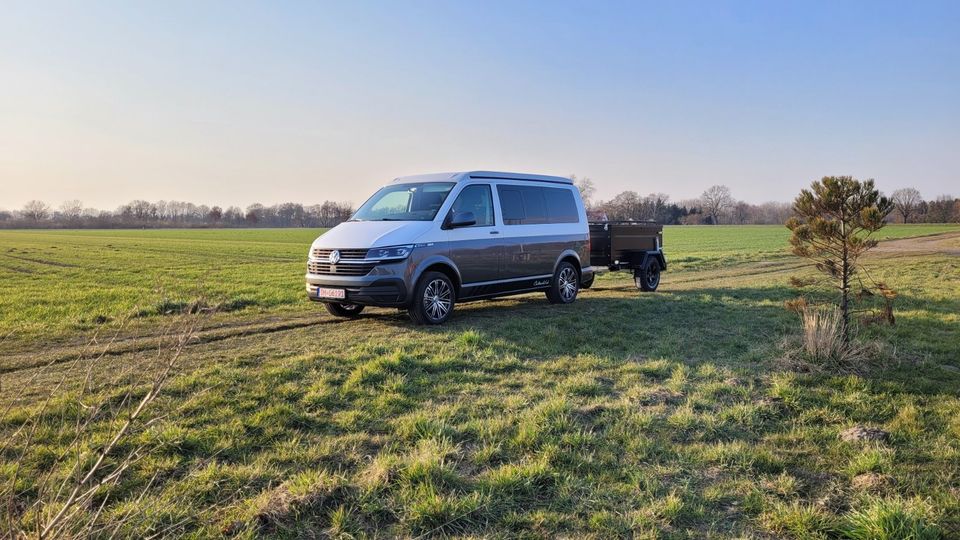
[490, 230, 500, 235]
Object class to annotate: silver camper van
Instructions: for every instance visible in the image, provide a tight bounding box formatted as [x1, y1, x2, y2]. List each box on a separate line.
[306, 171, 593, 324]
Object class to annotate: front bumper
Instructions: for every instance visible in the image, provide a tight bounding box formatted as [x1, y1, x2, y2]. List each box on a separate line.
[305, 278, 408, 307]
[305, 258, 411, 307]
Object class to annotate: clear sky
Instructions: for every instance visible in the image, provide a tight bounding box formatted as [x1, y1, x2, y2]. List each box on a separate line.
[1, 1, 958, 210]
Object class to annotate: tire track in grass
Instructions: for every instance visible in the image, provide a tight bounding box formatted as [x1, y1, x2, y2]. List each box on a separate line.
[2, 254, 80, 268]
[0, 315, 338, 375]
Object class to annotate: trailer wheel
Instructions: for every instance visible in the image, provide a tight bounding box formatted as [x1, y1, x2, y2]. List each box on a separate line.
[635, 260, 661, 292]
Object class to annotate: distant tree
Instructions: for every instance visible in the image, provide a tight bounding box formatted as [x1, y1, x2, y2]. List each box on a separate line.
[333, 201, 354, 224]
[891, 188, 923, 223]
[602, 191, 642, 221]
[195, 205, 210, 223]
[277, 202, 306, 227]
[120, 200, 156, 222]
[245, 203, 264, 225]
[22, 200, 51, 221]
[700, 185, 733, 225]
[646, 193, 671, 222]
[758, 201, 793, 224]
[223, 206, 243, 224]
[656, 202, 689, 225]
[732, 201, 752, 224]
[570, 175, 596, 210]
[923, 195, 956, 223]
[207, 206, 223, 223]
[786, 176, 893, 341]
[59, 200, 83, 221]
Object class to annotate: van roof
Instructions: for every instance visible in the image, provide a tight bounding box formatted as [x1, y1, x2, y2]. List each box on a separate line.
[391, 171, 573, 185]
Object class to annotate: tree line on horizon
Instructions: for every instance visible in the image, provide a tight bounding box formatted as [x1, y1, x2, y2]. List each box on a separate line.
[573, 177, 960, 226]
[1, 200, 355, 229]
[3, 181, 958, 229]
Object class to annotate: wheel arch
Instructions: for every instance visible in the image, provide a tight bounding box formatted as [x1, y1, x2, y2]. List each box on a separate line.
[553, 249, 582, 277]
[413, 256, 462, 294]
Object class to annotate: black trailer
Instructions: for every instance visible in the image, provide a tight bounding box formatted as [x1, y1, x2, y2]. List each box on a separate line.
[588, 221, 667, 291]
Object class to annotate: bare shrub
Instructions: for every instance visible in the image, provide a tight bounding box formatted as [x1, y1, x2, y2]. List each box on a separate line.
[1, 309, 209, 538]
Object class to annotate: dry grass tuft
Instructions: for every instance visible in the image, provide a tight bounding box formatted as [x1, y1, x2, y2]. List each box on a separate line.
[797, 306, 877, 371]
[800, 306, 846, 360]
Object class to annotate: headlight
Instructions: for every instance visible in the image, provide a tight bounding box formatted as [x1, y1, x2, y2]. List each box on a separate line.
[366, 245, 413, 261]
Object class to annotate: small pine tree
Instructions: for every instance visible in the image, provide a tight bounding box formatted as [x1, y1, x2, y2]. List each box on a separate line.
[786, 176, 893, 341]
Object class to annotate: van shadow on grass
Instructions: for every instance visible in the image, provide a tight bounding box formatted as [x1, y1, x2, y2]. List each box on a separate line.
[362, 282, 958, 377]
[364, 284, 801, 368]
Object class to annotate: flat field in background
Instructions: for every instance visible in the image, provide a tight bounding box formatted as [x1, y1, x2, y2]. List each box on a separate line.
[1, 225, 959, 537]
[1, 224, 957, 351]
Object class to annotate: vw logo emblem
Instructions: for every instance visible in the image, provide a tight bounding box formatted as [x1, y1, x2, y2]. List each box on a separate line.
[327, 250, 341, 264]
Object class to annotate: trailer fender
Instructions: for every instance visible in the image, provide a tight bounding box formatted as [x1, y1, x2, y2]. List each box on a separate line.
[640, 251, 667, 271]
[653, 251, 667, 271]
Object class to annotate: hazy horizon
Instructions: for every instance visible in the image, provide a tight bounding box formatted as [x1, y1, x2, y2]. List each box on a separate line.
[2, 1, 958, 210]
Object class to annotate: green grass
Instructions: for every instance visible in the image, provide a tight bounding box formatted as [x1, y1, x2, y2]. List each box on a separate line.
[664, 223, 960, 270]
[0, 228, 327, 350]
[1, 225, 959, 537]
[2, 224, 957, 351]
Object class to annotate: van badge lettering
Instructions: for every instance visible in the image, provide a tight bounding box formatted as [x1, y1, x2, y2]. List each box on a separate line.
[533, 279, 550, 287]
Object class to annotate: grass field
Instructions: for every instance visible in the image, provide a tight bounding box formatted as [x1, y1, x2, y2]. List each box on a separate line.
[1, 225, 959, 537]
[1, 224, 957, 352]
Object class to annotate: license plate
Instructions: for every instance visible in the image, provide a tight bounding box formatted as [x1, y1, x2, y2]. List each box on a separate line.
[317, 287, 345, 300]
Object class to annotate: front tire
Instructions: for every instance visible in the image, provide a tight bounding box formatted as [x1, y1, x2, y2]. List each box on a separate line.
[636, 260, 661, 292]
[408, 272, 456, 325]
[325, 302, 365, 318]
[546, 262, 580, 304]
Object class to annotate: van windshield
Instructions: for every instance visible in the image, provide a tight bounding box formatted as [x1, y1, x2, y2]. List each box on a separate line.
[351, 182, 456, 222]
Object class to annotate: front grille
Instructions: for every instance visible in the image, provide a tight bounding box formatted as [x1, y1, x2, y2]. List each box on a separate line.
[312, 248, 367, 260]
[307, 260, 376, 276]
[308, 247, 375, 277]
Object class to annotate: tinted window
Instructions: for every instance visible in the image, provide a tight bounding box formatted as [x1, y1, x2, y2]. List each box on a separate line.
[544, 188, 579, 223]
[498, 187, 525, 225]
[497, 185, 579, 225]
[450, 184, 494, 226]
[521, 188, 547, 224]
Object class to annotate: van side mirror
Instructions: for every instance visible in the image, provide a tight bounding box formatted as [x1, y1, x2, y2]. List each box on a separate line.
[446, 211, 476, 228]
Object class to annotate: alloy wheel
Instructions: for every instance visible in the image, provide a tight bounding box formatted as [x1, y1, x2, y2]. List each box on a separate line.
[423, 278, 453, 321]
[558, 267, 578, 302]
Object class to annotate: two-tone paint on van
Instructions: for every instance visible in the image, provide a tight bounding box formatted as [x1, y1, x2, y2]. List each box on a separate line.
[305, 171, 593, 324]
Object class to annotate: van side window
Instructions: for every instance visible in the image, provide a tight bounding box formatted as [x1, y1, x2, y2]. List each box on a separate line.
[497, 185, 578, 225]
[520, 188, 548, 224]
[544, 188, 578, 223]
[450, 184, 494, 226]
[498, 187, 525, 225]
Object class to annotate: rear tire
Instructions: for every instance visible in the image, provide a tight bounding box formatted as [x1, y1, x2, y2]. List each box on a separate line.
[546, 262, 580, 304]
[408, 271, 456, 325]
[325, 302, 365, 318]
[636, 260, 661, 292]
